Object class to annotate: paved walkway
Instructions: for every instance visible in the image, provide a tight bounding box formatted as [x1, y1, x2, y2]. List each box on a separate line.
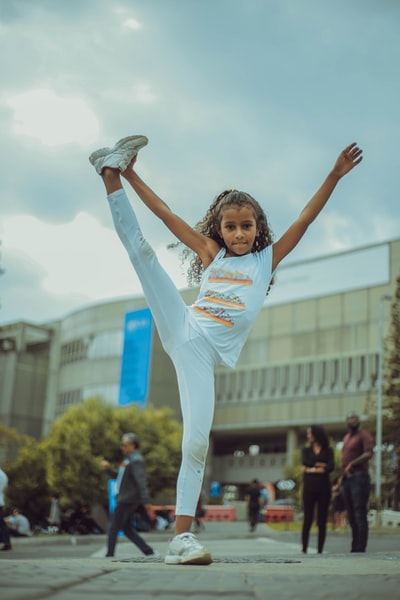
[1, 522, 399, 599]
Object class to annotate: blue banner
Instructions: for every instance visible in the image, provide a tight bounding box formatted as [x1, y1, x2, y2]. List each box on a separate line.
[118, 308, 153, 407]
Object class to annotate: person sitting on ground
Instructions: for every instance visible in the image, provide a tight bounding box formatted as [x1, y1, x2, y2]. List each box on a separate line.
[5, 508, 32, 537]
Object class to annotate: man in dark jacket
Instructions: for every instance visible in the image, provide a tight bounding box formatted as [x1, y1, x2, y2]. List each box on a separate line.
[102, 432, 158, 558]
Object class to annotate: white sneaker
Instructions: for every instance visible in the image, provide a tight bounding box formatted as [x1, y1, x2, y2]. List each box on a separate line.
[89, 135, 148, 174]
[164, 533, 212, 565]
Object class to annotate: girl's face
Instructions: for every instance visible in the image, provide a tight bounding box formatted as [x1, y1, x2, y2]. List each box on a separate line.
[218, 204, 259, 257]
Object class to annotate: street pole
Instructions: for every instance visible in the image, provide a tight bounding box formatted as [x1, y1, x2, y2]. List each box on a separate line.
[375, 293, 392, 520]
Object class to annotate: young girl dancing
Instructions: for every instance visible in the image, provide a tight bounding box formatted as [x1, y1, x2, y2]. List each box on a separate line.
[89, 135, 362, 565]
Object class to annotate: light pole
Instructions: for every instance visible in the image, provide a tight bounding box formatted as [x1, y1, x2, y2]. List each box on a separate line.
[375, 293, 393, 512]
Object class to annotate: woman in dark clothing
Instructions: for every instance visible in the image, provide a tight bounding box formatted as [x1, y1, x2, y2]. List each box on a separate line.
[301, 425, 334, 554]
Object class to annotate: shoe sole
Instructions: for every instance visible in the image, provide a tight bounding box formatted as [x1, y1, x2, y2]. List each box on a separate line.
[165, 551, 212, 565]
[89, 135, 148, 165]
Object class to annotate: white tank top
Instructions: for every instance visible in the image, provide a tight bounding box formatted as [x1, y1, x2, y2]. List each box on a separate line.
[189, 245, 273, 367]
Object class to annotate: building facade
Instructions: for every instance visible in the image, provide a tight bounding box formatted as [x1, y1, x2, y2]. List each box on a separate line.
[1, 238, 398, 487]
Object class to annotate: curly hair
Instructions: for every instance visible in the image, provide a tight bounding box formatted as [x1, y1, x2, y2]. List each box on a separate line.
[181, 189, 274, 290]
[309, 425, 330, 450]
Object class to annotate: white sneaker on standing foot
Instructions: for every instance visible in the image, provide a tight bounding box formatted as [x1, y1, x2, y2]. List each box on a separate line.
[89, 135, 148, 175]
[164, 532, 212, 565]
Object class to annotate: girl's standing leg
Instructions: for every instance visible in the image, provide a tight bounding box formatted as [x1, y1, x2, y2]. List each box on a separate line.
[170, 334, 218, 533]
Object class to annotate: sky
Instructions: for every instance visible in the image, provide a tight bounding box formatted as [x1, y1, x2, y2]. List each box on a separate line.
[0, 0, 399, 325]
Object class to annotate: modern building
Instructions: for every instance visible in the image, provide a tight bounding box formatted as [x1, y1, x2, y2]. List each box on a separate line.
[1, 238, 398, 489]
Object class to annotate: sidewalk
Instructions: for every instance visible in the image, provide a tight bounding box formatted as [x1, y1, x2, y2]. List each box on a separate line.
[1, 522, 399, 599]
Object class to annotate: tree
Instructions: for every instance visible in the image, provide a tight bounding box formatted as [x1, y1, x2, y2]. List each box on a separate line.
[44, 398, 182, 505]
[4, 440, 51, 526]
[382, 275, 400, 509]
[0, 423, 33, 459]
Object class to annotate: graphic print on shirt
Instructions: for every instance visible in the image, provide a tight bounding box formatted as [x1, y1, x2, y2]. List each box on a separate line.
[202, 289, 245, 310]
[193, 305, 235, 327]
[208, 267, 253, 286]
[194, 266, 252, 327]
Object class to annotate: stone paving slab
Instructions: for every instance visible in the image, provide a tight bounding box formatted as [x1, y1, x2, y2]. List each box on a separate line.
[1, 529, 400, 599]
[1, 551, 400, 600]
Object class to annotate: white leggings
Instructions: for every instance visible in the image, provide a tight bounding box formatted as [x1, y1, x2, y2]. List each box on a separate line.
[108, 189, 219, 516]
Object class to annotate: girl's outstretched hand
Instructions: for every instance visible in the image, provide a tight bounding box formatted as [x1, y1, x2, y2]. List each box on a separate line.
[332, 143, 363, 178]
[121, 154, 137, 178]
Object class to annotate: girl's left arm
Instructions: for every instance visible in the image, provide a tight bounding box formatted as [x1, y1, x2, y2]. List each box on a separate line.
[272, 143, 362, 271]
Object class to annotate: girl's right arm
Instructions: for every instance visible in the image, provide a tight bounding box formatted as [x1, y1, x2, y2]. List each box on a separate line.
[122, 164, 220, 268]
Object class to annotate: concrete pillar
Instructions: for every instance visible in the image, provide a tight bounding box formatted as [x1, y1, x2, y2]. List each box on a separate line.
[0, 352, 18, 426]
[286, 428, 298, 467]
[42, 322, 61, 436]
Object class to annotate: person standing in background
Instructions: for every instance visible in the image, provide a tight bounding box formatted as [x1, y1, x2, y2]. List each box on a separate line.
[47, 492, 62, 532]
[301, 425, 334, 554]
[245, 479, 262, 533]
[340, 412, 373, 553]
[101, 432, 158, 559]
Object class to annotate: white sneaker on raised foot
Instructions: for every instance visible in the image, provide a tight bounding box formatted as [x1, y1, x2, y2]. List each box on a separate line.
[89, 135, 148, 175]
[164, 532, 212, 565]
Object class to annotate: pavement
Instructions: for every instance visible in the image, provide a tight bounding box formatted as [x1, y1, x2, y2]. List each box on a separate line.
[1, 521, 399, 600]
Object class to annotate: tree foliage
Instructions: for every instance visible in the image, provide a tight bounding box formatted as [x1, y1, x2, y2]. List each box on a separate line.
[4, 440, 51, 526]
[0, 423, 33, 447]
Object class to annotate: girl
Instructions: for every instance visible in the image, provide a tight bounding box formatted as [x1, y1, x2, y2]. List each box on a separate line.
[301, 425, 335, 554]
[90, 135, 362, 564]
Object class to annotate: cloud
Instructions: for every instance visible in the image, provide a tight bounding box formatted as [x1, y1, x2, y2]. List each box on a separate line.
[3, 212, 132, 297]
[7, 89, 99, 146]
[0, 211, 188, 324]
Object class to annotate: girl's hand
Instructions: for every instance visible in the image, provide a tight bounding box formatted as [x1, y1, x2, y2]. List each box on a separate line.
[121, 155, 137, 178]
[332, 143, 363, 178]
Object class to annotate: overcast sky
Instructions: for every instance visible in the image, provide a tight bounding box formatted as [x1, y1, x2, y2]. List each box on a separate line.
[0, 0, 399, 325]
